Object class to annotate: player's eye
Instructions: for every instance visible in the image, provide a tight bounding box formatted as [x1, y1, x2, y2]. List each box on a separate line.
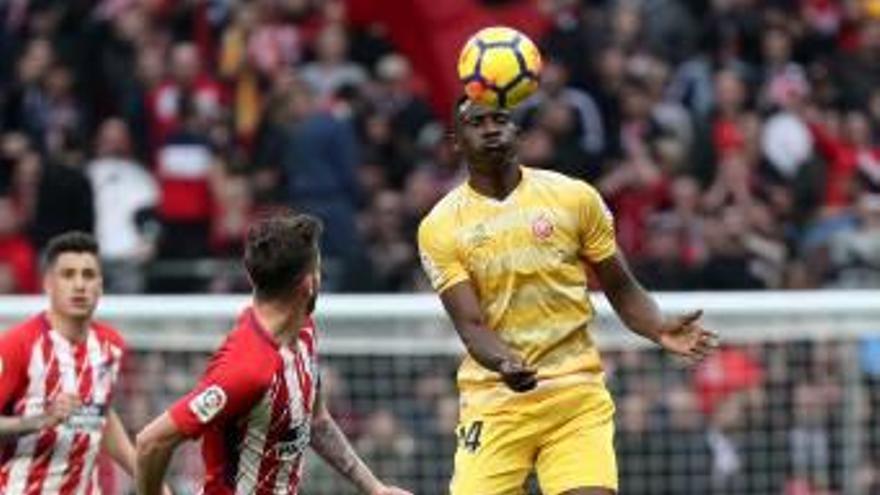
[493, 114, 510, 124]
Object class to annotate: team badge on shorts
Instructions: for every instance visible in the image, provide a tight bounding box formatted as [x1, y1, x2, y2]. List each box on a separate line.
[531, 214, 554, 241]
[189, 385, 227, 423]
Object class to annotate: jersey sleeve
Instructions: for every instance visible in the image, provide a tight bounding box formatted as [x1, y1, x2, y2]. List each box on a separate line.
[417, 215, 469, 294]
[578, 183, 617, 263]
[0, 328, 30, 412]
[168, 354, 267, 438]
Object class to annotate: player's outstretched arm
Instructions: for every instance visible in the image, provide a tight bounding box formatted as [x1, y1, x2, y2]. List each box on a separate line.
[310, 383, 413, 495]
[438, 282, 537, 392]
[135, 412, 185, 495]
[593, 250, 719, 363]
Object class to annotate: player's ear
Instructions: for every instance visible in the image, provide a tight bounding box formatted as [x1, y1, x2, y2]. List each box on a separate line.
[299, 272, 316, 298]
[42, 271, 52, 295]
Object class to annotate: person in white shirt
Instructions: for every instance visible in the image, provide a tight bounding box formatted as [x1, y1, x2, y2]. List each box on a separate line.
[86, 118, 159, 293]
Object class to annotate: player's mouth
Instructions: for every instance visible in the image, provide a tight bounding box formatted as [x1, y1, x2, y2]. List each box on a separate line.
[70, 296, 90, 307]
[483, 140, 506, 151]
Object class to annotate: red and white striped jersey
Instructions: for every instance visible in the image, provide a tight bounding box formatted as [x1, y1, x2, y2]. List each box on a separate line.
[0, 313, 126, 495]
[169, 308, 318, 495]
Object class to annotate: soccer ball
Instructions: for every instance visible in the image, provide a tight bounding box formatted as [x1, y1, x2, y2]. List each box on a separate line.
[457, 26, 542, 110]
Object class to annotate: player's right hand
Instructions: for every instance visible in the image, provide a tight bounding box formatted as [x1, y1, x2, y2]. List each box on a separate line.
[499, 358, 537, 392]
[44, 393, 81, 427]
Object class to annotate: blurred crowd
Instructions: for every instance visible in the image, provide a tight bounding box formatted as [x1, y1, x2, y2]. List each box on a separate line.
[112, 341, 880, 495]
[1, 0, 880, 293]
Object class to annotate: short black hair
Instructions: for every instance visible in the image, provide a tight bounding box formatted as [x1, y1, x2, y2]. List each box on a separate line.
[244, 210, 323, 300]
[451, 94, 480, 139]
[451, 95, 513, 128]
[44, 231, 99, 267]
[452, 95, 470, 127]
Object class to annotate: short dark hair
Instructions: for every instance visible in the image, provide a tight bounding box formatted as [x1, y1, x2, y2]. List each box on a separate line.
[244, 211, 323, 300]
[451, 95, 513, 131]
[44, 231, 99, 268]
[452, 94, 470, 130]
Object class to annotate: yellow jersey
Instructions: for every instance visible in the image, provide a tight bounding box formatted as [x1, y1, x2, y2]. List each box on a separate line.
[418, 166, 617, 396]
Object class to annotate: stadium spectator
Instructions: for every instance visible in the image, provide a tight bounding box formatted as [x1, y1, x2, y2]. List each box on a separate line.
[518, 58, 607, 167]
[87, 118, 158, 293]
[301, 24, 368, 104]
[371, 53, 435, 152]
[616, 394, 662, 494]
[0, 196, 37, 293]
[146, 42, 226, 156]
[828, 192, 880, 287]
[632, 213, 697, 290]
[2, 38, 56, 147]
[413, 395, 458, 495]
[360, 190, 418, 292]
[19, 140, 95, 252]
[790, 381, 834, 487]
[219, 1, 302, 148]
[355, 409, 416, 488]
[661, 385, 712, 493]
[259, 78, 363, 289]
[155, 94, 219, 262]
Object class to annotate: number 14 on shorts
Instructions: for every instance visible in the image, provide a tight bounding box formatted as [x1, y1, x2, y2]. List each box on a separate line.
[457, 421, 484, 453]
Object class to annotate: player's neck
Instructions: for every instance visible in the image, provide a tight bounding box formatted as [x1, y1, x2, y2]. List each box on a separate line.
[252, 300, 305, 347]
[468, 161, 521, 200]
[46, 310, 90, 343]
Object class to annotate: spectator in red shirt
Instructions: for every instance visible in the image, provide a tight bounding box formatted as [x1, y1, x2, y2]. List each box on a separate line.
[0, 196, 37, 293]
[155, 94, 220, 264]
[810, 110, 880, 211]
[146, 42, 226, 157]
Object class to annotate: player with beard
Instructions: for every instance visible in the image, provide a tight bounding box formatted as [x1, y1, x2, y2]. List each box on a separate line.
[136, 211, 412, 495]
[417, 98, 719, 495]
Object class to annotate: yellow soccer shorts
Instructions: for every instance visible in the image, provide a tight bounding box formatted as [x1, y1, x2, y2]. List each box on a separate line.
[450, 382, 618, 495]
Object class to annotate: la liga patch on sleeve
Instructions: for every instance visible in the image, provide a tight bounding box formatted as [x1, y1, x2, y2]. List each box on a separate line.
[189, 385, 227, 424]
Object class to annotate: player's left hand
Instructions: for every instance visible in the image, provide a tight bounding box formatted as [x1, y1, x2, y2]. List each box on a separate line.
[371, 485, 413, 495]
[656, 310, 719, 364]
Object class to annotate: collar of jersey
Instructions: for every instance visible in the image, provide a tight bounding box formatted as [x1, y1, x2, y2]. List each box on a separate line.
[245, 307, 280, 350]
[39, 311, 91, 348]
[465, 165, 526, 205]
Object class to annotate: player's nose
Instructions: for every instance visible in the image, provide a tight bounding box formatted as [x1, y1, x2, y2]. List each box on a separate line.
[480, 123, 502, 139]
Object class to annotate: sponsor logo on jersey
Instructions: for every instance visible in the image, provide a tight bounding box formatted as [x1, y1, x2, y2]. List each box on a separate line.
[274, 421, 311, 460]
[67, 402, 108, 431]
[189, 385, 227, 424]
[465, 224, 490, 248]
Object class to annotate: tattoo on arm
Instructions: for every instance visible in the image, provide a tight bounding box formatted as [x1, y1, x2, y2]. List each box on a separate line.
[310, 414, 379, 493]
